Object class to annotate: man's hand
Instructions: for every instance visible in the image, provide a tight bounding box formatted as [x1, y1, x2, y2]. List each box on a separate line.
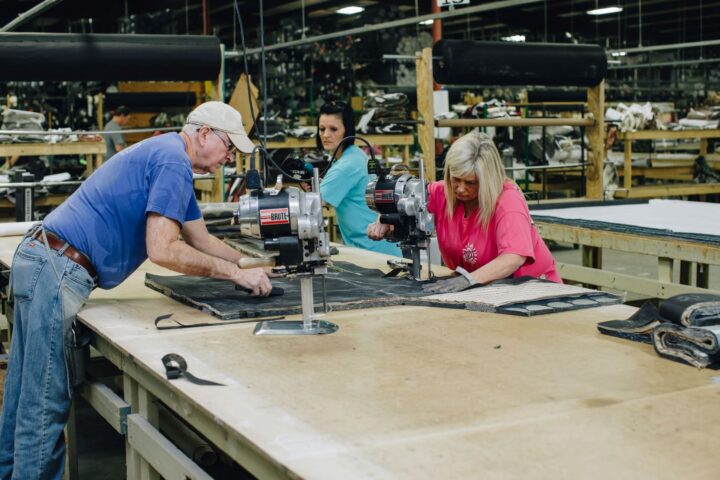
[367, 221, 392, 240]
[421, 275, 472, 294]
[232, 267, 273, 296]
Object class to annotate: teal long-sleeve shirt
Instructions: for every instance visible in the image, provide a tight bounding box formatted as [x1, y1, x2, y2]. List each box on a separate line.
[320, 145, 402, 256]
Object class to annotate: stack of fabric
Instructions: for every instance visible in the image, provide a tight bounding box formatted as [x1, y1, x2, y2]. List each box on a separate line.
[598, 293, 720, 368]
[358, 93, 412, 134]
[1, 108, 46, 143]
[459, 99, 518, 120]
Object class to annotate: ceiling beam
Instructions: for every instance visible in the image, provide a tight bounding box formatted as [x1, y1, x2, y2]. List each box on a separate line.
[228, 0, 542, 56]
[0, 0, 63, 32]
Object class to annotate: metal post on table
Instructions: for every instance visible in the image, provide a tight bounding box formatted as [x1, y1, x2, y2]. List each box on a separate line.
[12, 170, 35, 222]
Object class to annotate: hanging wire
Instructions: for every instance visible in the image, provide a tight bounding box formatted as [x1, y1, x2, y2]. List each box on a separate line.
[301, 0, 306, 39]
[259, 0, 268, 146]
[638, 0, 642, 47]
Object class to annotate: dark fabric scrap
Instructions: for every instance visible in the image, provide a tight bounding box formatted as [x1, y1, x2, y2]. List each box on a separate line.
[652, 324, 720, 369]
[146, 262, 425, 320]
[658, 293, 720, 327]
[147, 265, 624, 320]
[596, 302, 663, 344]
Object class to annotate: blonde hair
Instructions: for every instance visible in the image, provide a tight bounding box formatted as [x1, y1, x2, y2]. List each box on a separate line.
[444, 130, 508, 230]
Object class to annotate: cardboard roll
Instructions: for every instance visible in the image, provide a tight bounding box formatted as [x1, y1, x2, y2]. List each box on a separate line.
[0, 33, 220, 81]
[433, 40, 607, 87]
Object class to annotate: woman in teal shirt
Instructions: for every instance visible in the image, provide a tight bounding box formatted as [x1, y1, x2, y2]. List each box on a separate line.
[316, 101, 401, 256]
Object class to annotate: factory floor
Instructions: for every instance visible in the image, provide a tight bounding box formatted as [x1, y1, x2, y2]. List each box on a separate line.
[1, 244, 718, 479]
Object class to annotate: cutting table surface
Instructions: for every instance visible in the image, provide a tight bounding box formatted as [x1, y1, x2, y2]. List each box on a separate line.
[1, 235, 719, 479]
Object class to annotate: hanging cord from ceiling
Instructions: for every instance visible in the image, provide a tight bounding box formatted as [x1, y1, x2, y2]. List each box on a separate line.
[301, 0, 306, 39]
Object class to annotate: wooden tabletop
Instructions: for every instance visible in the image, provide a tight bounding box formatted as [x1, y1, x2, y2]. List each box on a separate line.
[1, 235, 719, 479]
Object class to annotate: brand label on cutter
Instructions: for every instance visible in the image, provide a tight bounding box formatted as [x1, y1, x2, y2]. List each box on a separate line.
[260, 208, 290, 225]
[374, 190, 394, 203]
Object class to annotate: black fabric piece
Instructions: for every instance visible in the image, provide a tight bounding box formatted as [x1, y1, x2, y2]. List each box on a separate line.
[658, 293, 720, 327]
[147, 265, 622, 320]
[146, 262, 426, 320]
[0, 33, 220, 81]
[154, 313, 282, 330]
[161, 353, 225, 386]
[526, 89, 588, 103]
[597, 302, 664, 344]
[433, 40, 607, 87]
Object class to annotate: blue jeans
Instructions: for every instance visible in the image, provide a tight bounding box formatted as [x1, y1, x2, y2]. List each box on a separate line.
[0, 231, 95, 480]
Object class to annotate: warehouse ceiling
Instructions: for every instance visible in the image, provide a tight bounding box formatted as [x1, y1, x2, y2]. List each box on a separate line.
[0, 0, 716, 51]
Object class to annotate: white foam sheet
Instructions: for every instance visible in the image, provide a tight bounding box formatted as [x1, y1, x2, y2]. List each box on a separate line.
[531, 200, 720, 238]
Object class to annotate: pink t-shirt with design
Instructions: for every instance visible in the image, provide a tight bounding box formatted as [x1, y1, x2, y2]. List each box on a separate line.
[427, 180, 561, 283]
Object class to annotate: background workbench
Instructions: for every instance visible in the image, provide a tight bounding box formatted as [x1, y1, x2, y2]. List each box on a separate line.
[1, 235, 719, 479]
[532, 199, 720, 299]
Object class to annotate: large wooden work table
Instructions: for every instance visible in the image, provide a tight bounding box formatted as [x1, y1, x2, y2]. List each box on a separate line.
[1, 235, 719, 479]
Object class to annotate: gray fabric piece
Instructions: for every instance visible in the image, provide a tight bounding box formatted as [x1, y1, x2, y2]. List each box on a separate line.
[652, 324, 720, 368]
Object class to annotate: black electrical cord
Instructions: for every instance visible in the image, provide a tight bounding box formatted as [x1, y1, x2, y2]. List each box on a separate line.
[230, 3, 382, 187]
[232, 0, 264, 174]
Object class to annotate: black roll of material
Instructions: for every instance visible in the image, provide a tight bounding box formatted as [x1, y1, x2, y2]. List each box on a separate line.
[433, 40, 607, 87]
[104, 92, 197, 109]
[0, 33, 220, 81]
[527, 89, 588, 103]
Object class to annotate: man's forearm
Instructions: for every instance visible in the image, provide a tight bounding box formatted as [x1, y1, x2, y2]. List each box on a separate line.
[188, 234, 246, 264]
[151, 238, 238, 280]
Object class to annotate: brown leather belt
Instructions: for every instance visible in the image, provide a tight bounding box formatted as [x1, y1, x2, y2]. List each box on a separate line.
[32, 230, 97, 280]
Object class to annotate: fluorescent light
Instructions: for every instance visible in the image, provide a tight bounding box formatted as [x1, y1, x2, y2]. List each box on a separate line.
[419, 19, 434, 25]
[610, 51, 626, 57]
[336, 6, 364, 15]
[587, 6, 623, 15]
[501, 34, 525, 42]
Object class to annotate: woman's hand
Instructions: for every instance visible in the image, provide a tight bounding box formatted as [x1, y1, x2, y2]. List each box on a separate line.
[367, 221, 392, 240]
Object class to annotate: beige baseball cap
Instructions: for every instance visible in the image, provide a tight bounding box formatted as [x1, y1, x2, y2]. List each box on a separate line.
[186, 101, 255, 153]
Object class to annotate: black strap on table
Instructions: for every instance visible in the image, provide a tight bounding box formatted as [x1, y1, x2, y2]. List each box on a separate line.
[154, 313, 284, 331]
[161, 353, 225, 386]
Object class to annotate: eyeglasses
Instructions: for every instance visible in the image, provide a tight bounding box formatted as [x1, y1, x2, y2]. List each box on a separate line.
[211, 129, 237, 155]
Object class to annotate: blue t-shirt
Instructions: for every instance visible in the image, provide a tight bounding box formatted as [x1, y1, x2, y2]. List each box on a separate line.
[44, 133, 202, 289]
[320, 145, 401, 256]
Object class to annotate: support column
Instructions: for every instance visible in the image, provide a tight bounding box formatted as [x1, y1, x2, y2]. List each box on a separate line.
[586, 81, 605, 199]
[416, 48, 436, 181]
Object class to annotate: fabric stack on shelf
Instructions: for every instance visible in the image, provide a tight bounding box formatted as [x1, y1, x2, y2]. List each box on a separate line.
[358, 93, 412, 134]
[0, 108, 46, 143]
[597, 293, 720, 368]
[455, 98, 518, 120]
[605, 102, 659, 132]
[676, 107, 720, 130]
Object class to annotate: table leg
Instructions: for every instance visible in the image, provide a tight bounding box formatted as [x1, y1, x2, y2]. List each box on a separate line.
[64, 401, 79, 480]
[125, 374, 160, 480]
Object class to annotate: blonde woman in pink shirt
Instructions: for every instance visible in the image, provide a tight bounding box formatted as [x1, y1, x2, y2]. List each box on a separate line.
[368, 130, 560, 293]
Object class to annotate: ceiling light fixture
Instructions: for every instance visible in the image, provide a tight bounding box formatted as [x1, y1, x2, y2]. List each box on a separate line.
[336, 6, 365, 15]
[587, 6, 623, 15]
[501, 34, 526, 42]
[419, 19, 434, 25]
[611, 51, 627, 57]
